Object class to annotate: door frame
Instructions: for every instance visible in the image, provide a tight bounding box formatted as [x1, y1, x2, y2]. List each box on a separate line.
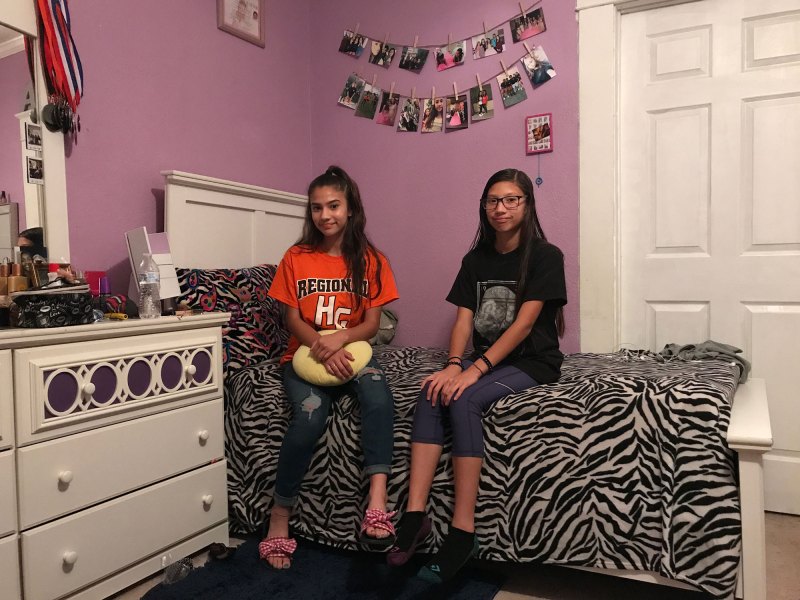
[577, 0, 702, 352]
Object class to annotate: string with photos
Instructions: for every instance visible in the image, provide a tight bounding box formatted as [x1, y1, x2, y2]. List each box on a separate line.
[341, 38, 552, 117]
[340, 0, 543, 52]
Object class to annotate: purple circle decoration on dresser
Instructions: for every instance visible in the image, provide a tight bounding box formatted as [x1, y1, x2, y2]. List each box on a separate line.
[46, 371, 79, 415]
[89, 364, 118, 405]
[127, 359, 152, 397]
[191, 350, 212, 384]
[160, 354, 183, 390]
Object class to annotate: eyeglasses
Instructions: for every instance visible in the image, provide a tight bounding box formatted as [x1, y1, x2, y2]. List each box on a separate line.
[480, 195, 526, 210]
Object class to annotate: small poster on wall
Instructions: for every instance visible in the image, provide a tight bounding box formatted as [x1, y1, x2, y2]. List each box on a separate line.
[216, 0, 265, 47]
[27, 157, 44, 185]
[526, 113, 553, 154]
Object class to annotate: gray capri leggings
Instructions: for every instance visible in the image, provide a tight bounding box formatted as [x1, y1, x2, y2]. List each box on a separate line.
[410, 361, 537, 457]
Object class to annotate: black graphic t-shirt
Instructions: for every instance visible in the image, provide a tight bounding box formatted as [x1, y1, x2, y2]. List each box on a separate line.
[446, 240, 567, 383]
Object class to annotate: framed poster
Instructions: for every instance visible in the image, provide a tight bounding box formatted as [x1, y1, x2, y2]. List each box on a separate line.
[217, 0, 265, 47]
[525, 113, 553, 154]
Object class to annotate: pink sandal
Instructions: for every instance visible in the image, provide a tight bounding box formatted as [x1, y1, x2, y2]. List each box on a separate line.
[359, 508, 397, 548]
[258, 536, 297, 568]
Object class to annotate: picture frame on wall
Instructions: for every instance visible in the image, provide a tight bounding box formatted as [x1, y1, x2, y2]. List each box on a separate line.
[217, 0, 265, 48]
[25, 123, 43, 151]
[27, 157, 44, 185]
[525, 113, 553, 155]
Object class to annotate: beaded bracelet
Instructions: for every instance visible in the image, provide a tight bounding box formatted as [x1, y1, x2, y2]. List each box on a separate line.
[445, 360, 463, 368]
[477, 354, 494, 373]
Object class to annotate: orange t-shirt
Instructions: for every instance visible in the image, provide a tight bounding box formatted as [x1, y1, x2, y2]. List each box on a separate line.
[268, 245, 399, 363]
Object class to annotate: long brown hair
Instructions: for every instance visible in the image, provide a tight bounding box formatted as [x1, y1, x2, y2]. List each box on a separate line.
[471, 168, 565, 337]
[298, 165, 383, 310]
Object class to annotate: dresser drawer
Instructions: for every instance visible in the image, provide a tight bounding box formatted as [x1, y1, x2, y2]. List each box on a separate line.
[21, 460, 227, 600]
[14, 327, 222, 445]
[0, 350, 13, 450]
[0, 534, 21, 600]
[0, 451, 17, 538]
[17, 399, 224, 529]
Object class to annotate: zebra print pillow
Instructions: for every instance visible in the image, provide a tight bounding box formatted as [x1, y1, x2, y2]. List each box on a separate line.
[176, 265, 288, 372]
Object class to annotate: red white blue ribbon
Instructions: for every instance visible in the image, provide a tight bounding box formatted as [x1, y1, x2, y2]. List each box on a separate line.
[36, 0, 84, 110]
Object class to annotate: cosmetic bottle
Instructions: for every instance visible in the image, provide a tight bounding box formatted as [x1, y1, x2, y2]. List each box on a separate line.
[95, 276, 111, 313]
[7, 263, 29, 293]
[0, 260, 9, 295]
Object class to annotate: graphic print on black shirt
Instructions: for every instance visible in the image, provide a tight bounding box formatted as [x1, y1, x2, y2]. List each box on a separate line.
[474, 280, 517, 345]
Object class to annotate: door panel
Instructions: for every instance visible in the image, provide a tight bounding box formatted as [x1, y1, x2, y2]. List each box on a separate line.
[621, 0, 800, 513]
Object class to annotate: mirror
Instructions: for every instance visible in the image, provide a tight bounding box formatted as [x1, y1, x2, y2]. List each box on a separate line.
[0, 1, 70, 262]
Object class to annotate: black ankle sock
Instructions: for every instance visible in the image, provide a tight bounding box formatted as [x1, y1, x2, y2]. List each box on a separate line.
[395, 511, 426, 551]
[423, 527, 477, 582]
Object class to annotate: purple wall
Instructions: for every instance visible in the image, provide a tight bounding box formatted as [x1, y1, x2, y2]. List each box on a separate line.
[58, 0, 579, 352]
[308, 1, 579, 352]
[0, 50, 28, 226]
[63, 0, 314, 287]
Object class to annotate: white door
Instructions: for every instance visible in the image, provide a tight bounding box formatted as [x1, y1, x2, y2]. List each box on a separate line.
[620, 0, 800, 514]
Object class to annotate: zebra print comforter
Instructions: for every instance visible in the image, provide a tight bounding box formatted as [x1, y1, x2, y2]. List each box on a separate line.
[225, 347, 741, 599]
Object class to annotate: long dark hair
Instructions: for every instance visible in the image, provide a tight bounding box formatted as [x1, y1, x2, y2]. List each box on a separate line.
[470, 168, 565, 337]
[298, 165, 383, 311]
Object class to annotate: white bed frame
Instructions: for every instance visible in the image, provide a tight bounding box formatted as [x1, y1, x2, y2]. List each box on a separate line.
[161, 170, 773, 599]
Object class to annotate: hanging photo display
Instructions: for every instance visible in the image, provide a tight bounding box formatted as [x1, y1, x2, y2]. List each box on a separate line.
[520, 45, 556, 88]
[376, 91, 400, 126]
[338, 73, 366, 109]
[339, 30, 368, 57]
[420, 97, 445, 132]
[510, 7, 546, 43]
[496, 66, 527, 108]
[445, 95, 469, 130]
[368, 41, 398, 68]
[397, 98, 421, 132]
[355, 83, 380, 119]
[471, 28, 506, 59]
[398, 47, 429, 72]
[469, 85, 494, 122]
[433, 41, 466, 71]
[525, 113, 553, 154]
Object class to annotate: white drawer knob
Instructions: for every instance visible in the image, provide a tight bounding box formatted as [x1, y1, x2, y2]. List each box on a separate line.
[198, 430, 210, 442]
[186, 365, 197, 377]
[202, 494, 214, 507]
[58, 470, 74, 485]
[63, 551, 78, 566]
[81, 382, 96, 396]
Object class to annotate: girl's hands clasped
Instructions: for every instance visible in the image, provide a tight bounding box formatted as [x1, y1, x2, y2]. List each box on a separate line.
[310, 330, 348, 362]
[440, 367, 481, 405]
[421, 364, 480, 406]
[323, 348, 355, 380]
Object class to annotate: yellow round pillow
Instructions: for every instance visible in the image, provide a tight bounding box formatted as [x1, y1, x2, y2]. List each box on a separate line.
[292, 330, 373, 386]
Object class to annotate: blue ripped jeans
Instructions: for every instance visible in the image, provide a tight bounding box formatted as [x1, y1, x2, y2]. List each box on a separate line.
[273, 358, 394, 507]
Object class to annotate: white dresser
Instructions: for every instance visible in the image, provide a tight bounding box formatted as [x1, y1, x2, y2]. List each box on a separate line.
[0, 313, 230, 600]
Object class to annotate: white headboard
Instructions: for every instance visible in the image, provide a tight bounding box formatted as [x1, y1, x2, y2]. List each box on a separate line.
[162, 170, 306, 268]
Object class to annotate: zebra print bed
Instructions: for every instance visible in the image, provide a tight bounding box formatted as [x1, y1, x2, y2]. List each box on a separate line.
[224, 347, 741, 599]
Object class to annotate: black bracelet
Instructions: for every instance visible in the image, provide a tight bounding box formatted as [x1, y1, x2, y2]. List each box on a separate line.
[477, 354, 493, 372]
[447, 356, 462, 363]
[445, 359, 462, 368]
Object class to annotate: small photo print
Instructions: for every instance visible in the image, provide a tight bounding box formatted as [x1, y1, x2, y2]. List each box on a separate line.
[526, 113, 553, 154]
[496, 67, 527, 108]
[521, 45, 556, 88]
[27, 157, 43, 185]
[510, 7, 546, 43]
[433, 41, 466, 72]
[338, 73, 366, 110]
[375, 92, 400, 126]
[445, 95, 469, 130]
[354, 84, 380, 119]
[397, 98, 421, 132]
[469, 85, 494, 122]
[25, 122, 42, 151]
[368, 41, 398, 68]
[398, 46, 429, 73]
[420, 97, 445, 133]
[471, 28, 506, 59]
[338, 30, 368, 58]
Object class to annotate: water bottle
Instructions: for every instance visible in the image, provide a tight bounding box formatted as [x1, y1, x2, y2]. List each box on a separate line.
[137, 253, 161, 319]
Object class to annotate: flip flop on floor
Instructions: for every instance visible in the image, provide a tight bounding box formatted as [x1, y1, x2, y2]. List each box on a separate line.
[258, 536, 297, 569]
[359, 508, 397, 548]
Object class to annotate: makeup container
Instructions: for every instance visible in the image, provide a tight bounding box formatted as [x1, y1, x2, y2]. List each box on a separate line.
[7, 263, 29, 293]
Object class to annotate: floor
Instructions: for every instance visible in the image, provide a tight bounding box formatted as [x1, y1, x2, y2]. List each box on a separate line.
[111, 512, 800, 600]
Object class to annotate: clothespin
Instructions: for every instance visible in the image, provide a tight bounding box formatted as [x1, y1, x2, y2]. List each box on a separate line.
[523, 41, 535, 58]
[353, 23, 360, 35]
[413, 35, 419, 49]
[411, 86, 416, 100]
[383, 32, 390, 45]
[371, 74, 377, 88]
[447, 33, 452, 48]
[389, 82, 395, 98]
[483, 21, 488, 37]
[453, 81, 458, 98]
[431, 86, 435, 102]
[500, 60, 509, 77]
[476, 74, 483, 91]
[519, 2, 525, 18]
